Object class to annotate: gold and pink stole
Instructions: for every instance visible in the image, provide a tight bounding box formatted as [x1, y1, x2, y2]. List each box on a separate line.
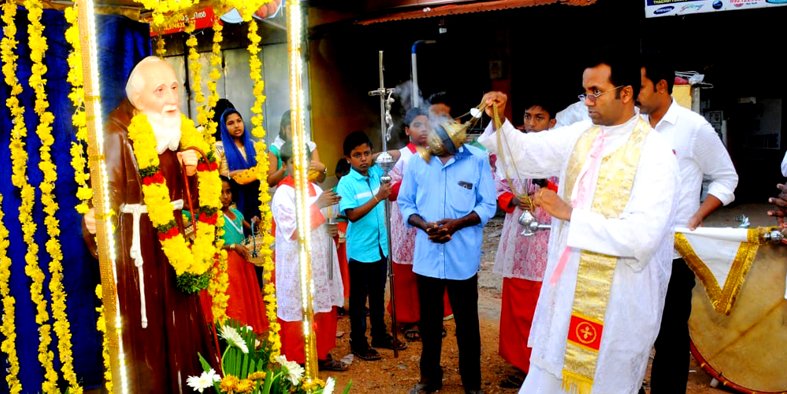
[558, 117, 650, 394]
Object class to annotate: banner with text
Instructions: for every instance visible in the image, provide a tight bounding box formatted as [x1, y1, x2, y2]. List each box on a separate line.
[645, 0, 787, 18]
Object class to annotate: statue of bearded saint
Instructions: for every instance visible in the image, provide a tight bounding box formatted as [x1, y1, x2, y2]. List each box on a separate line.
[83, 56, 219, 393]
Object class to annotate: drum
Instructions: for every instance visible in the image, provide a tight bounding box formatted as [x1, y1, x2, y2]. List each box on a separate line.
[689, 243, 787, 393]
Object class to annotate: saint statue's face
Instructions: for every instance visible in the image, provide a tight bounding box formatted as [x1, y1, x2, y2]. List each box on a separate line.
[134, 60, 181, 131]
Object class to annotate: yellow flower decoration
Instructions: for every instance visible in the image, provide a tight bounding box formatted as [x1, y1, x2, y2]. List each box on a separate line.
[3, 1, 55, 391]
[27, 1, 82, 391]
[0, 194, 21, 393]
[127, 114, 222, 292]
[64, 5, 92, 215]
[200, 18, 231, 323]
[133, 0, 197, 29]
[94, 285, 112, 392]
[246, 18, 280, 356]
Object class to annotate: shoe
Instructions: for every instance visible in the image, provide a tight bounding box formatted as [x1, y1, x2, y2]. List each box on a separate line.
[351, 347, 381, 361]
[403, 328, 421, 342]
[499, 372, 525, 388]
[371, 335, 407, 350]
[409, 383, 441, 394]
[318, 355, 349, 371]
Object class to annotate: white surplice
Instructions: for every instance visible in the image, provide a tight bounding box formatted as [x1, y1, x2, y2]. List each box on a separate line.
[271, 183, 344, 322]
[478, 115, 679, 394]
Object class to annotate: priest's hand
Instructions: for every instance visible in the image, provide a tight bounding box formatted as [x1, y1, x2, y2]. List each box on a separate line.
[482, 91, 508, 118]
[178, 149, 199, 176]
[534, 188, 572, 221]
[84, 208, 96, 235]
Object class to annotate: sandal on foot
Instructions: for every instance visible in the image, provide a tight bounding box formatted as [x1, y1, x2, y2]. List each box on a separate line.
[404, 328, 421, 342]
[372, 335, 408, 351]
[351, 347, 381, 361]
[318, 357, 349, 371]
[499, 373, 525, 388]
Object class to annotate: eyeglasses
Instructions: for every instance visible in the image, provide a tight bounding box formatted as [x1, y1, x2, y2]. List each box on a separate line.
[578, 85, 625, 103]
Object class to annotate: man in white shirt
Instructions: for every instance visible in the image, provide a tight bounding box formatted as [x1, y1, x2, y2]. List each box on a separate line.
[479, 51, 679, 394]
[637, 57, 738, 394]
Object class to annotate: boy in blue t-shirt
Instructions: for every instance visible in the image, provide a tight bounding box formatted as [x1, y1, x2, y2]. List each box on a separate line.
[336, 131, 407, 361]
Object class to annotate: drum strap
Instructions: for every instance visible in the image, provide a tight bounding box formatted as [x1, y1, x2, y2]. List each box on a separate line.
[560, 118, 649, 394]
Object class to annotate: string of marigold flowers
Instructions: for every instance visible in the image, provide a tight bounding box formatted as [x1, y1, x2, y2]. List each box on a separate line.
[2, 2, 58, 391]
[94, 285, 113, 392]
[247, 18, 281, 357]
[0, 193, 21, 393]
[27, 1, 82, 392]
[205, 17, 229, 324]
[64, 5, 92, 215]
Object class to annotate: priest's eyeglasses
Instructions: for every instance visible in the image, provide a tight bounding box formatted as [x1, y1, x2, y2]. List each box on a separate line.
[578, 85, 625, 103]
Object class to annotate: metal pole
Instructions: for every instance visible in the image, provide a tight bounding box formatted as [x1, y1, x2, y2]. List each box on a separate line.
[411, 40, 435, 109]
[369, 50, 399, 357]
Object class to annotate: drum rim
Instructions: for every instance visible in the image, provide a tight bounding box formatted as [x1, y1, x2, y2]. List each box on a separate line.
[689, 339, 785, 394]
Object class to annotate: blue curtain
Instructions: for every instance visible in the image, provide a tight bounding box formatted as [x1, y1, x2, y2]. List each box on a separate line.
[0, 7, 150, 392]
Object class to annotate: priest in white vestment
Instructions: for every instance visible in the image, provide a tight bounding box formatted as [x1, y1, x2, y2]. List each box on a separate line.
[478, 54, 679, 394]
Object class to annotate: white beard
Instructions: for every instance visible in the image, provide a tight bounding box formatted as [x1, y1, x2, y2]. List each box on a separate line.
[145, 110, 182, 153]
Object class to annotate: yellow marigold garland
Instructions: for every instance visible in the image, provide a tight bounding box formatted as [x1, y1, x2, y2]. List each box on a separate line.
[0, 194, 21, 393]
[246, 19, 281, 357]
[204, 17, 229, 324]
[155, 35, 166, 57]
[2, 2, 58, 391]
[185, 19, 208, 127]
[126, 113, 222, 293]
[64, 6, 92, 215]
[27, 1, 82, 391]
[94, 285, 113, 392]
[134, 0, 197, 29]
[206, 17, 223, 141]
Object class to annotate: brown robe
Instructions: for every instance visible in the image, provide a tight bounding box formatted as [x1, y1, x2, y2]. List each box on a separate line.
[92, 99, 219, 393]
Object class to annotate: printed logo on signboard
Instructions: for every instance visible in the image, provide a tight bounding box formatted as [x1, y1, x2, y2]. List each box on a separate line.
[654, 5, 676, 14]
[730, 0, 762, 7]
[680, 3, 704, 12]
[713, 0, 724, 8]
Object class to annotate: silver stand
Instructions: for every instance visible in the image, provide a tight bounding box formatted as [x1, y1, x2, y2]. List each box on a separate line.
[368, 50, 400, 357]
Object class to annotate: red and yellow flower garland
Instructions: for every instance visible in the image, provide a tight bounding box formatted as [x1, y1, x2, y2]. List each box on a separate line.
[127, 113, 222, 293]
[247, 19, 281, 357]
[64, 5, 92, 215]
[27, 1, 82, 391]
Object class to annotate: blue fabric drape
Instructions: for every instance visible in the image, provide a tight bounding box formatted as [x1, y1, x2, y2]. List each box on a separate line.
[0, 7, 150, 392]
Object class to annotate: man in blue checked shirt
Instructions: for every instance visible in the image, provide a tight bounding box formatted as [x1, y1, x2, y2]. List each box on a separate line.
[398, 121, 497, 394]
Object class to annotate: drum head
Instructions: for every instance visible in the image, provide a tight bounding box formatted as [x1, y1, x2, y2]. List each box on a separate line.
[689, 244, 787, 393]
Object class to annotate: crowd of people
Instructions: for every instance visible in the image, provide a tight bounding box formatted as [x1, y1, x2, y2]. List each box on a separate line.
[83, 53, 787, 394]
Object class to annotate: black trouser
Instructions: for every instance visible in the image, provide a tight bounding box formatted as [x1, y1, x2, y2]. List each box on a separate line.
[650, 258, 696, 394]
[417, 273, 481, 391]
[348, 258, 388, 351]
